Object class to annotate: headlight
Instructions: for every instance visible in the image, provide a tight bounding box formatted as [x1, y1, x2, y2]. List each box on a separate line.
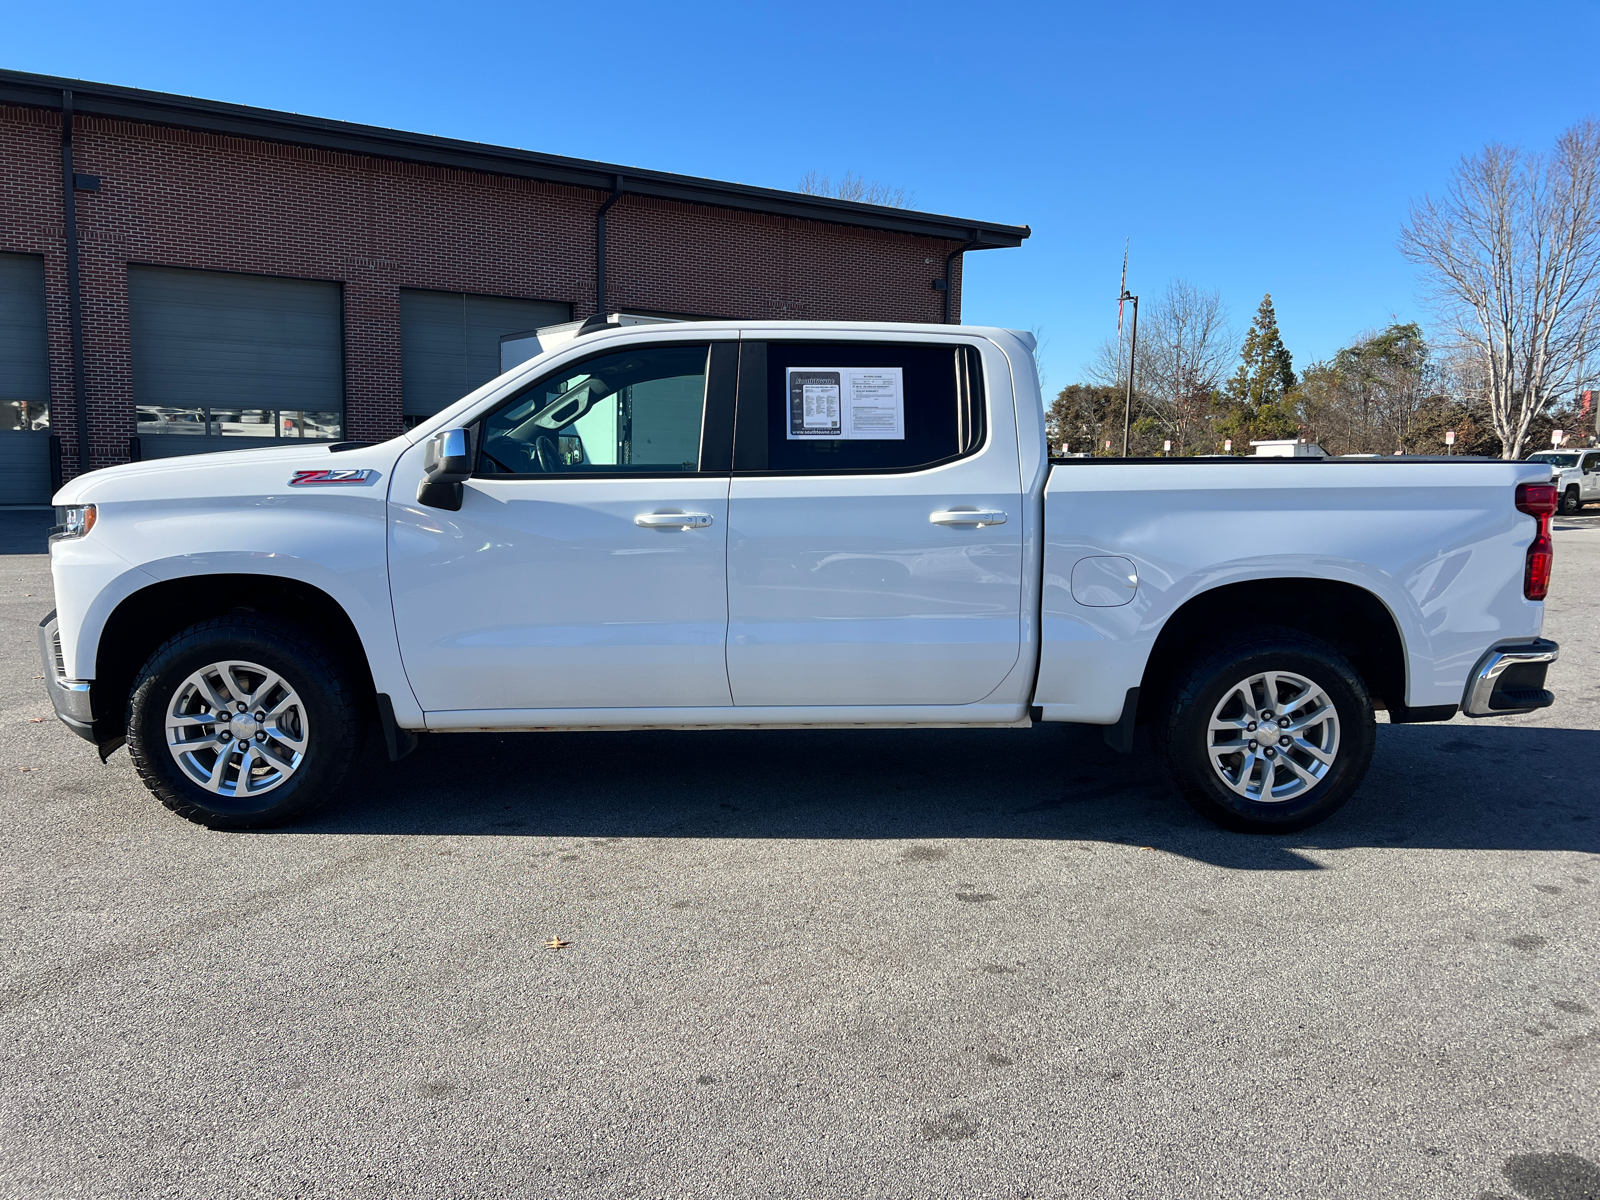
[49, 504, 97, 542]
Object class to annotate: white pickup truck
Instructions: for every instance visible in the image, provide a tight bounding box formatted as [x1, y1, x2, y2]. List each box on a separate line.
[41, 320, 1561, 834]
[1526, 448, 1600, 514]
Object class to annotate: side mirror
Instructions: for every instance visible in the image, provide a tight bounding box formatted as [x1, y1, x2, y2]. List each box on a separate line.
[417, 427, 473, 511]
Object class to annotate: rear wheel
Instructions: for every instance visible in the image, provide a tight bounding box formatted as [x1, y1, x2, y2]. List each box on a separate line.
[126, 615, 360, 829]
[1156, 630, 1376, 833]
[1559, 486, 1581, 515]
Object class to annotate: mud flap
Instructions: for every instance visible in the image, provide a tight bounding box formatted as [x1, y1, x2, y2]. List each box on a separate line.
[1104, 687, 1139, 755]
[376, 693, 420, 761]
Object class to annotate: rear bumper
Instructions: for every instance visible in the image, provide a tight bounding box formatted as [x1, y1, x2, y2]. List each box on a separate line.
[38, 610, 97, 744]
[1462, 638, 1558, 717]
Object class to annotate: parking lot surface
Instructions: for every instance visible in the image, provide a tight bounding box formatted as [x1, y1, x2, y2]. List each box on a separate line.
[2, 512, 1597, 1199]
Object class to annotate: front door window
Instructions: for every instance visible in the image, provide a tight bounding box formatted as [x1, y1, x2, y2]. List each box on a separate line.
[479, 344, 709, 475]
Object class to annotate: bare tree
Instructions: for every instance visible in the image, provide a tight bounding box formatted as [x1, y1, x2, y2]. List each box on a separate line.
[1400, 121, 1600, 458]
[797, 170, 915, 209]
[1088, 279, 1231, 452]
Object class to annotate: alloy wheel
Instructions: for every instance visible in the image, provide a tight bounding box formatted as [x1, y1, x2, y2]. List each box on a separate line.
[1206, 669, 1340, 803]
[164, 659, 308, 798]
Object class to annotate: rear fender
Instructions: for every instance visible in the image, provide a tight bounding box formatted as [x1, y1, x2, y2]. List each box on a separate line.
[1035, 559, 1417, 723]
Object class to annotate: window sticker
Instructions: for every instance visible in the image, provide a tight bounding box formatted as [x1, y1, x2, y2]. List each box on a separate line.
[786, 367, 904, 440]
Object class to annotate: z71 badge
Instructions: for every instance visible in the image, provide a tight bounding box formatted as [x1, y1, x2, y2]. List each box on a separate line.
[289, 469, 375, 486]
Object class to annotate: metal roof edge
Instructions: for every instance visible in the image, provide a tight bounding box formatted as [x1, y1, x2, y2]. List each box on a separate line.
[0, 68, 1031, 248]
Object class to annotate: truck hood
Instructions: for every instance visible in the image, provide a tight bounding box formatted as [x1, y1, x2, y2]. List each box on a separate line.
[53, 438, 409, 505]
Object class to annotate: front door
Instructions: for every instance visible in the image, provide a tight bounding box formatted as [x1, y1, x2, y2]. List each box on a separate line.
[389, 338, 737, 712]
[725, 339, 1023, 707]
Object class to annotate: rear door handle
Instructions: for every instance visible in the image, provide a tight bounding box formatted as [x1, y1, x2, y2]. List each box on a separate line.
[929, 509, 1008, 527]
[635, 511, 714, 529]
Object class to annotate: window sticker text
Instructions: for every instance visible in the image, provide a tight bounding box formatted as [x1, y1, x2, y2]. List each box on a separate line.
[785, 367, 904, 440]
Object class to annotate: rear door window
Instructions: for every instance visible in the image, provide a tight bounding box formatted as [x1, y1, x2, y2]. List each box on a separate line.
[734, 342, 984, 474]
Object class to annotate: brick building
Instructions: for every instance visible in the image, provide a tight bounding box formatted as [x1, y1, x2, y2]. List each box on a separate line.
[0, 69, 1028, 504]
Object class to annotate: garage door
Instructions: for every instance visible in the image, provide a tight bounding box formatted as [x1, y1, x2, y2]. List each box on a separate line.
[129, 265, 344, 456]
[0, 252, 52, 505]
[400, 289, 570, 423]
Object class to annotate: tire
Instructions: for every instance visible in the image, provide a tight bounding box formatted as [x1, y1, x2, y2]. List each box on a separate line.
[126, 615, 361, 829]
[1155, 629, 1376, 834]
[1559, 487, 1581, 515]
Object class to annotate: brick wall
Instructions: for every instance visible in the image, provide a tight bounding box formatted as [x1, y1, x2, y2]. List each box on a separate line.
[0, 104, 967, 477]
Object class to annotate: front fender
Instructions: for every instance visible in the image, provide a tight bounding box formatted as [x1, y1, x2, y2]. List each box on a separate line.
[50, 534, 160, 680]
[54, 463, 420, 724]
[129, 549, 416, 723]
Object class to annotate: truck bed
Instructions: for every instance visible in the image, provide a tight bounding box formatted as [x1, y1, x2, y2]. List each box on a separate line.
[1033, 457, 1541, 724]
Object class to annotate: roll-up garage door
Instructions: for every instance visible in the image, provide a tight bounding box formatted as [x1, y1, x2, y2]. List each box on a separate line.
[129, 265, 344, 458]
[400, 289, 571, 422]
[0, 252, 52, 505]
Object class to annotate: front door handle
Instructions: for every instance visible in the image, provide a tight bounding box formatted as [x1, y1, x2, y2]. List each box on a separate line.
[635, 511, 714, 529]
[929, 509, 1008, 527]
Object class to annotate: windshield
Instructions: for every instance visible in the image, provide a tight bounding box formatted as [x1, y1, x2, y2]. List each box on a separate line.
[1526, 453, 1579, 466]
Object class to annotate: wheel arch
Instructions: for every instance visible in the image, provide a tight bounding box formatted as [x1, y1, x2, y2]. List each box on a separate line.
[92, 574, 379, 744]
[1136, 577, 1418, 723]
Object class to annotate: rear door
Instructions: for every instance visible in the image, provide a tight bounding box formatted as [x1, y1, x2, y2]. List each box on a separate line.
[724, 336, 1023, 707]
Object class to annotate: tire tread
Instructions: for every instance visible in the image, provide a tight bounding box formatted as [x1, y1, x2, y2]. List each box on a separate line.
[1154, 626, 1374, 833]
[125, 615, 359, 829]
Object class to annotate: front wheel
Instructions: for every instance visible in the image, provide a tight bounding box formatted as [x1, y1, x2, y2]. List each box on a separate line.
[1559, 487, 1581, 515]
[126, 615, 361, 829]
[1155, 630, 1376, 833]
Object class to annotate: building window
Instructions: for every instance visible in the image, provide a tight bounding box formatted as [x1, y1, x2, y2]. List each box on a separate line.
[135, 406, 344, 440]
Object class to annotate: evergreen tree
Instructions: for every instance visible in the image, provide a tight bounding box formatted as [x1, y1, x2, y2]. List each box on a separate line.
[1216, 293, 1300, 448]
[1226, 294, 1297, 407]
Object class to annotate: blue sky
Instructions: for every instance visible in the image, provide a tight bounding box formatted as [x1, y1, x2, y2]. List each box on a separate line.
[6, 0, 1598, 396]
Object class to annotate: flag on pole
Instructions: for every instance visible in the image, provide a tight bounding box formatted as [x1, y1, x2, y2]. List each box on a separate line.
[1116, 239, 1129, 338]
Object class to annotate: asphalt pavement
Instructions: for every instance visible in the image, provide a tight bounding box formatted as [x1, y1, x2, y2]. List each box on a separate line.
[1, 512, 1597, 1199]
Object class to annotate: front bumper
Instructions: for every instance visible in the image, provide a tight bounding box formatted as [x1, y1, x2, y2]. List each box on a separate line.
[1462, 638, 1559, 717]
[38, 610, 97, 744]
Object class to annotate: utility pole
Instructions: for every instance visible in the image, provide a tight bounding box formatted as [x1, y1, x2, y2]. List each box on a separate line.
[1120, 290, 1139, 457]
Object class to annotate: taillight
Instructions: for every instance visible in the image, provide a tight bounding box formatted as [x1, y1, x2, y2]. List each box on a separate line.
[1516, 482, 1556, 601]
